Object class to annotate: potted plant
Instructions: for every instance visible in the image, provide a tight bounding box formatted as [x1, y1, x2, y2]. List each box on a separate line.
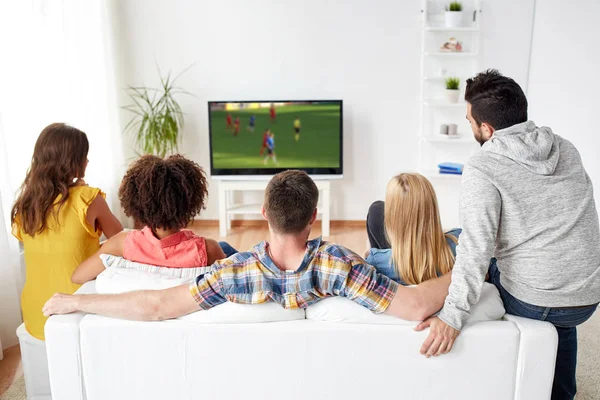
[445, 2, 463, 28]
[445, 77, 460, 103]
[123, 68, 191, 157]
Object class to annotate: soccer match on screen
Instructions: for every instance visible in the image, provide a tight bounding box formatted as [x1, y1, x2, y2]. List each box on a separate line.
[209, 101, 341, 169]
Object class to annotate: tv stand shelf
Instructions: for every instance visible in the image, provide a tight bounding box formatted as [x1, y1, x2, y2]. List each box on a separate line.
[218, 180, 330, 237]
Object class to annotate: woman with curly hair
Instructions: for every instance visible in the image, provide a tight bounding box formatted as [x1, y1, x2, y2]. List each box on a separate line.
[72, 155, 228, 283]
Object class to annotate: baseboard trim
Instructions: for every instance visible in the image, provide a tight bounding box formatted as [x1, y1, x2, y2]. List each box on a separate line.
[191, 220, 365, 228]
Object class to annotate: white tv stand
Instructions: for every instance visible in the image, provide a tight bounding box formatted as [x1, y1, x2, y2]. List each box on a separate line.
[218, 180, 330, 237]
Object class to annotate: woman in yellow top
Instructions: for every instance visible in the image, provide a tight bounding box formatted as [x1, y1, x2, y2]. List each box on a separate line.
[11, 123, 122, 340]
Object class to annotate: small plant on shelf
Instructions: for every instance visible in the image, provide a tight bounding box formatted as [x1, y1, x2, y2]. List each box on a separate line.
[445, 2, 463, 27]
[447, 2, 462, 12]
[445, 77, 460, 90]
[445, 77, 461, 103]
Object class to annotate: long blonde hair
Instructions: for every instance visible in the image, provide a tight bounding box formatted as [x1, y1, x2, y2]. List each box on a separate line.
[384, 173, 457, 285]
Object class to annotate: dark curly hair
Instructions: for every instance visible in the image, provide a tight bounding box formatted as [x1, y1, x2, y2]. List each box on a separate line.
[118, 155, 208, 231]
[465, 69, 528, 130]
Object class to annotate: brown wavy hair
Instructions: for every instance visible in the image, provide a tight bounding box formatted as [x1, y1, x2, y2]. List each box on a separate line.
[11, 123, 89, 236]
[118, 155, 208, 231]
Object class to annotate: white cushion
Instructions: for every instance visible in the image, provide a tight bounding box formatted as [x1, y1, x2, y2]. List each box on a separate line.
[178, 302, 305, 323]
[95, 267, 304, 323]
[96, 267, 190, 294]
[306, 297, 414, 324]
[100, 254, 210, 279]
[306, 283, 505, 324]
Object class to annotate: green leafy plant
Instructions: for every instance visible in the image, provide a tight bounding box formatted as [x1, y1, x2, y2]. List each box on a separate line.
[447, 2, 462, 11]
[123, 67, 192, 157]
[445, 77, 460, 90]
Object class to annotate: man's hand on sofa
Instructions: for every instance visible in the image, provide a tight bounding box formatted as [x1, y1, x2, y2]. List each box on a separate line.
[415, 316, 460, 357]
[43, 285, 200, 321]
[43, 293, 78, 316]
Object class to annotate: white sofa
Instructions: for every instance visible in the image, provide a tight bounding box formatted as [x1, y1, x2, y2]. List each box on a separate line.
[45, 281, 558, 400]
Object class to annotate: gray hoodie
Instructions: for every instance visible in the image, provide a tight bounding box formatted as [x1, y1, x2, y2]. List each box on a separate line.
[438, 120, 600, 330]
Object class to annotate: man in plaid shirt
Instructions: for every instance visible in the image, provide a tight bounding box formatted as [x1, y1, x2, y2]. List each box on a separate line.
[44, 171, 450, 322]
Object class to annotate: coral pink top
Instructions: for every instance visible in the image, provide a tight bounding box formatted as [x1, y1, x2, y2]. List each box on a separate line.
[123, 226, 208, 268]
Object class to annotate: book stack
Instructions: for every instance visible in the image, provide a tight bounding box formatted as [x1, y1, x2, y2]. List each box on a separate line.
[438, 162, 464, 175]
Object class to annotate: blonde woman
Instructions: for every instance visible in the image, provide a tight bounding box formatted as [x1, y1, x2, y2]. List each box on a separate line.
[365, 173, 461, 285]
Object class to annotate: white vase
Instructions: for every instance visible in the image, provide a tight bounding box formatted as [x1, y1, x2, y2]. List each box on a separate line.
[445, 11, 463, 27]
[445, 89, 460, 103]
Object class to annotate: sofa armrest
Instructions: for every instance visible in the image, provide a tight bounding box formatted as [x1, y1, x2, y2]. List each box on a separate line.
[505, 314, 558, 400]
[45, 281, 96, 400]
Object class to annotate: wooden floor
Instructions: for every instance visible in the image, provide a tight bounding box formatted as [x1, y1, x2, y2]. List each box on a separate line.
[0, 345, 22, 396]
[0, 222, 369, 395]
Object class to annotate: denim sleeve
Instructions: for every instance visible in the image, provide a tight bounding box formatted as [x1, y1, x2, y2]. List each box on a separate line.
[365, 249, 398, 281]
[445, 228, 462, 257]
[365, 250, 376, 266]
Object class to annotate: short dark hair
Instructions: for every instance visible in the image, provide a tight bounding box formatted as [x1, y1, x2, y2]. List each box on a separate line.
[465, 69, 528, 130]
[119, 154, 208, 231]
[264, 170, 319, 234]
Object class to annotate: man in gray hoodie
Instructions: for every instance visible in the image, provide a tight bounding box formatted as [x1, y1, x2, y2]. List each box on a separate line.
[416, 69, 600, 400]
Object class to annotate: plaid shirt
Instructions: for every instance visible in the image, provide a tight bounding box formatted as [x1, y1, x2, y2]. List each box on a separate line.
[189, 237, 398, 313]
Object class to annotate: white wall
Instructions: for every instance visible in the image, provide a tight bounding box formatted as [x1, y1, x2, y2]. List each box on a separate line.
[527, 0, 600, 204]
[113, 0, 535, 226]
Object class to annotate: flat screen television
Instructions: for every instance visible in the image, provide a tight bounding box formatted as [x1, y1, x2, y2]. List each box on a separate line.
[208, 100, 343, 179]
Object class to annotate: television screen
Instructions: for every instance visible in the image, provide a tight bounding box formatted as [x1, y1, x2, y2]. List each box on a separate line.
[208, 100, 343, 178]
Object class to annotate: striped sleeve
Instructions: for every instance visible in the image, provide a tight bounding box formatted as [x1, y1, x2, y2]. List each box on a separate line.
[189, 268, 227, 310]
[340, 262, 399, 313]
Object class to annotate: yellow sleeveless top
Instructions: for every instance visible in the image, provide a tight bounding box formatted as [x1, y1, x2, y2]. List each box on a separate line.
[12, 186, 104, 340]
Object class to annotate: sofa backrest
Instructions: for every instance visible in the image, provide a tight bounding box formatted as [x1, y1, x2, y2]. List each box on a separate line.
[77, 316, 520, 400]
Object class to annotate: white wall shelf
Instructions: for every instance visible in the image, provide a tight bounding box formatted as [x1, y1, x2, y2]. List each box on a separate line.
[422, 76, 469, 82]
[420, 135, 475, 144]
[423, 51, 478, 57]
[419, 0, 481, 186]
[422, 100, 467, 108]
[425, 26, 480, 32]
[422, 170, 463, 180]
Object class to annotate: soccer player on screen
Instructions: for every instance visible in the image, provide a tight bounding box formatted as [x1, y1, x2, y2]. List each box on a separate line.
[259, 129, 269, 155]
[233, 117, 240, 136]
[263, 132, 277, 165]
[226, 113, 233, 130]
[293, 116, 301, 142]
[270, 104, 276, 122]
[247, 115, 256, 132]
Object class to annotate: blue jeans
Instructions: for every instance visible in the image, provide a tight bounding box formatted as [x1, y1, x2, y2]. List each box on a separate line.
[219, 241, 238, 258]
[488, 261, 597, 400]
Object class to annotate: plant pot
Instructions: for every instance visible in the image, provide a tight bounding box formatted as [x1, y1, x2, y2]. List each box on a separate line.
[445, 89, 460, 103]
[445, 11, 463, 27]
